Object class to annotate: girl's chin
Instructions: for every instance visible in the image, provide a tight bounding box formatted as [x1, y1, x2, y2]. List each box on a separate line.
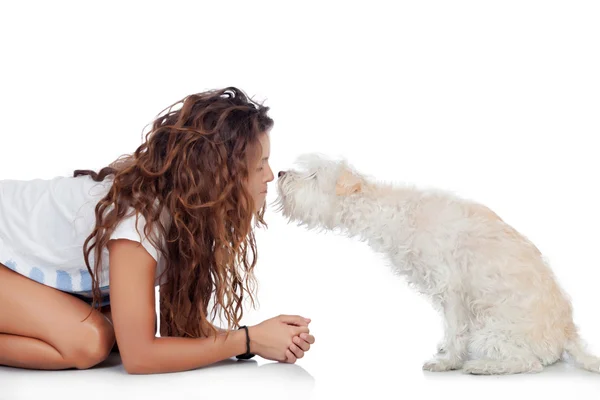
[255, 198, 266, 212]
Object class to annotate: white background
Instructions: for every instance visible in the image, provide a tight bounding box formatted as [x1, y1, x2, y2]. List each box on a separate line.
[1, 0, 599, 399]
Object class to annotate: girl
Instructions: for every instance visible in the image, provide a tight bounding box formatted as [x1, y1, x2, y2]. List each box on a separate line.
[0, 87, 315, 374]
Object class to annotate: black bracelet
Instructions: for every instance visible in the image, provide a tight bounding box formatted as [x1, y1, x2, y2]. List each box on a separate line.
[235, 325, 255, 360]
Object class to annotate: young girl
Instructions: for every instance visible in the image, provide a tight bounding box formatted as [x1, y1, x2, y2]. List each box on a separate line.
[0, 87, 315, 374]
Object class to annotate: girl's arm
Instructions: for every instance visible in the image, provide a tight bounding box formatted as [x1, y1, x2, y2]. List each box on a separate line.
[108, 238, 309, 374]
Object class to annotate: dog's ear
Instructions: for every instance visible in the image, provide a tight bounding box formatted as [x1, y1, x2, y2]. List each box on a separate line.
[335, 170, 362, 195]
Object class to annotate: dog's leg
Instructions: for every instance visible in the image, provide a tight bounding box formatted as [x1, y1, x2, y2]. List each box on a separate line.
[423, 293, 469, 372]
[436, 341, 446, 354]
[463, 329, 543, 375]
[463, 357, 543, 375]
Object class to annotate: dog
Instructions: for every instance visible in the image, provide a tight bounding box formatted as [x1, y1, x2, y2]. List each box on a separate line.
[274, 153, 600, 375]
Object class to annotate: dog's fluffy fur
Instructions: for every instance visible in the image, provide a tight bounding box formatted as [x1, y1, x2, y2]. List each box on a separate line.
[275, 153, 600, 375]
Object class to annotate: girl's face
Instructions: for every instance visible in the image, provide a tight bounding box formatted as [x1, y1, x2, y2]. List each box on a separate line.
[247, 132, 275, 212]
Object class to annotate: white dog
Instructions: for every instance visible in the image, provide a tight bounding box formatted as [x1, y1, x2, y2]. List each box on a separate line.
[274, 153, 600, 375]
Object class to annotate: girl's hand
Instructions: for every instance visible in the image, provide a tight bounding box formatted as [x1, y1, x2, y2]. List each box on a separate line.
[248, 315, 311, 362]
[285, 332, 316, 363]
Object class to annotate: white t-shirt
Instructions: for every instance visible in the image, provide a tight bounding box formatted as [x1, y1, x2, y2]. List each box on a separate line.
[0, 174, 167, 298]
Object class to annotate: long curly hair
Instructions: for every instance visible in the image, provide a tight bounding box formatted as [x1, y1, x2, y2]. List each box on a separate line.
[74, 87, 273, 338]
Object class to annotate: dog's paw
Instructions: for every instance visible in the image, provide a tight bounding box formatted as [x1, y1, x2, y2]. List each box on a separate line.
[422, 357, 462, 372]
[578, 359, 600, 373]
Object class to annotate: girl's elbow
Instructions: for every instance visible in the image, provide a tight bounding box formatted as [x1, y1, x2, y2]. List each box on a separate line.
[120, 349, 155, 375]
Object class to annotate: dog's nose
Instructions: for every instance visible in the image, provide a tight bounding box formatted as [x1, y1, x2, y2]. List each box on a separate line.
[278, 171, 286, 178]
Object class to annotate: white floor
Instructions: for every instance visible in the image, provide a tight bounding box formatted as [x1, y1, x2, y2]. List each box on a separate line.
[3, 351, 600, 400]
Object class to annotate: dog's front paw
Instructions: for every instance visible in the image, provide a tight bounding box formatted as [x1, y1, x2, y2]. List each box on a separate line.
[422, 357, 462, 372]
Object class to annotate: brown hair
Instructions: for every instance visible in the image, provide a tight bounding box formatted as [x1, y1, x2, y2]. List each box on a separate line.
[74, 87, 273, 338]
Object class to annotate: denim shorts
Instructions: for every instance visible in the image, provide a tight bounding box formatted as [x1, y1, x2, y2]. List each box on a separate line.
[68, 292, 111, 308]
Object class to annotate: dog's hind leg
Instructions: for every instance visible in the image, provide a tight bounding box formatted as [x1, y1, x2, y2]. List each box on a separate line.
[423, 293, 470, 372]
[463, 357, 543, 375]
[463, 329, 543, 375]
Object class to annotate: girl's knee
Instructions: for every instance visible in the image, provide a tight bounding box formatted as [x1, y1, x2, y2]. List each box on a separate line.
[66, 313, 116, 369]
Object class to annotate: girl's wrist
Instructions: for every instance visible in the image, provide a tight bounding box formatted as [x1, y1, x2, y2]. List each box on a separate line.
[235, 325, 256, 360]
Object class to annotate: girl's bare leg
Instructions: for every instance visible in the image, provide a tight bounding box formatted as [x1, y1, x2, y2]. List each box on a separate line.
[0, 263, 115, 370]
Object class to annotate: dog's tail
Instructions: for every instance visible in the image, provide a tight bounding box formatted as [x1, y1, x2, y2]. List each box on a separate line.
[563, 334, 600, 373]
